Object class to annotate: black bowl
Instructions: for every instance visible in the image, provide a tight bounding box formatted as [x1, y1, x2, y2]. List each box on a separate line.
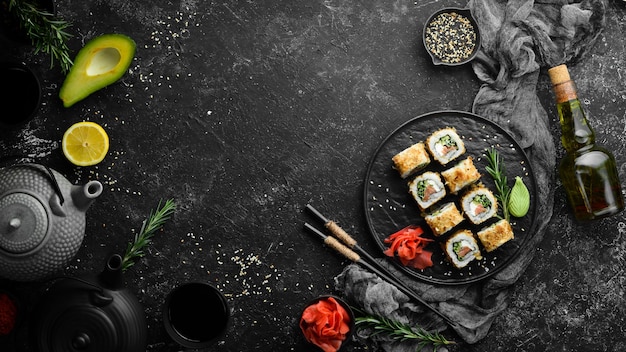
[162, 282, 229, 348]
[299, 295, 355, 351]
[422, 7, 481, 66]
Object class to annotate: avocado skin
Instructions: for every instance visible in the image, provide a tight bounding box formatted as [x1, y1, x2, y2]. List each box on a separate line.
[60, 33, 136, 108]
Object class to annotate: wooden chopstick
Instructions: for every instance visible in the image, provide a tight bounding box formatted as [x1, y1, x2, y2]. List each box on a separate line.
[303, 221, 458, 328]
[305, 204, 399, 284]
[305, 204, 357, 248]
[305, 204, 436, 303]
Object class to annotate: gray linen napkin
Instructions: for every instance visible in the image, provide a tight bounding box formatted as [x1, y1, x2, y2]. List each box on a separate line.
[335, 0, 606, 347]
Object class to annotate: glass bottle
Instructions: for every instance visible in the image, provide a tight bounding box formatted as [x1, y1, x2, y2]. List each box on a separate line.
[548, 64, 624, 221]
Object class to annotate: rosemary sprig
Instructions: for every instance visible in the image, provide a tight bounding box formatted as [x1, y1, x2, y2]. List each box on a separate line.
[121, 199, 176, 272]
[485, 147, 511, 221]
[8, 0, 73, 73]
[355, 313, 455, 351]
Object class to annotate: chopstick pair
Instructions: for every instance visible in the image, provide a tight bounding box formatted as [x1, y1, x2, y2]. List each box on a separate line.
[303, 204, 458, 329]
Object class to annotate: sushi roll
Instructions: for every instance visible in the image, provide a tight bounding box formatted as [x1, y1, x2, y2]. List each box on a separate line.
[424, 202, 464, 236]
[426, 127, 465, 165]
[461, 184, 498, 225]
[392, 142, 431, 178]
[408, 171, 446, 211]
[444, 229, 482, 269]
[477, 218, 514, 252]
[441, 156, 481, 194]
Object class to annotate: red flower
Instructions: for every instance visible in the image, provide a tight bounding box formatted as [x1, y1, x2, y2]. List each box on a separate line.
[383, 225, 434, 270]
[300, 297, 351, 352]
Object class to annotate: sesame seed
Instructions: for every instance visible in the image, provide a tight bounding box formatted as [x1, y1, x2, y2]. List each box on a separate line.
[425, 12, 477, 64]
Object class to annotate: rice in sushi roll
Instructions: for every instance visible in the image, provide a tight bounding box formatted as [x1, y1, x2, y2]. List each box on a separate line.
[392, 142, 431, 178]
[408, 171, 446, 211]
[426, 127, 465, 165]
[444, 229, 482, 269]
[441, 156, 481, 194]
[461, 184, 498, 225]
[424, 202, 464, 236]
[477, 218, 514, 252]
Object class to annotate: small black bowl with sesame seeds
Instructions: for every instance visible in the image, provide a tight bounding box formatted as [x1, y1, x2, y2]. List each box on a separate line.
[423, 8, 482, 66]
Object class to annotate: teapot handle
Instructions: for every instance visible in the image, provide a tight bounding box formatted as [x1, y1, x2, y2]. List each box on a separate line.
[0, 155, 66, 205]
[54, 275, 113, 307]
[55, 276, 104, 292]
[43, 166, 65, 205]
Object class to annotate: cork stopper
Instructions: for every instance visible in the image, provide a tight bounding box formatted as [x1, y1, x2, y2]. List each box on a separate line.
[548, 65, 571, 85]
[548, 64, 577, 102]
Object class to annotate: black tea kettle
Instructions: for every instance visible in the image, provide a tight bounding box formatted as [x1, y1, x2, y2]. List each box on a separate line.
[31, 254, 147, 352]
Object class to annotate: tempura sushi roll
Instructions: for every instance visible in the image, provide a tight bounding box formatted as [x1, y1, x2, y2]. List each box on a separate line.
[461, 184, 498, 225]
[444, 229, 482, 269]
[477, 219, 514, 252]
[392, 142, 431, 178]
[408, 171, 446, 211]
[424, 202, 464, 236]
[426, 127, 465, 165]
[441, 156, 481, 194]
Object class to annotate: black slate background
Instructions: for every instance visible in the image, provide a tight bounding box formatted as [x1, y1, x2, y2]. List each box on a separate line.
[1, 0, 626, 351]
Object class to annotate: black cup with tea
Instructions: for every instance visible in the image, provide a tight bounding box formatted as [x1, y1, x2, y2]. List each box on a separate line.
[163, 282, 229, 348]
[0, 62, 41, 129]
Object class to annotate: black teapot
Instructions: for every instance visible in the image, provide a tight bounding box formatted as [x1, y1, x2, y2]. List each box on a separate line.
[31, 254, 147, 352]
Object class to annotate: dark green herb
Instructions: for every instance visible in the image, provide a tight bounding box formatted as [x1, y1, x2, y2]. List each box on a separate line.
[416, 180, 427, 200]
[438, 134, 457, 147]
[122, 199, 176, 272]
[452, 241, 463, 259]
[452, 240, 469, 260]
[485, 147, 511, 221]
[355, 312, 455, 351]
[8, 0, 73, 73]
[473, 194, 492, 208]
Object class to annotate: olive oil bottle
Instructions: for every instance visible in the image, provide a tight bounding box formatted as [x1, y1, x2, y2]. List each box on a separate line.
[548, 65, 624, 221]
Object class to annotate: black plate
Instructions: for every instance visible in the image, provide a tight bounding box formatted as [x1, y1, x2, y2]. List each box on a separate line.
[363, 110, 538, 285]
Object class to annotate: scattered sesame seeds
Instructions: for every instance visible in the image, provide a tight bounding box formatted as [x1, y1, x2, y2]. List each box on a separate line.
[206, 245, 287, 299]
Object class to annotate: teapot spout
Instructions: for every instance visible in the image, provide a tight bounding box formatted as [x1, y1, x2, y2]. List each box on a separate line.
[98, 254, 124, 290]
[71, 180, 103, 212]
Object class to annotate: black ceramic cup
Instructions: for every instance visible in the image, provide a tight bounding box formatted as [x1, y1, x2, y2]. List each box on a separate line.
[299, 295, 355, 351]
[0, 62, 41, 128]
[422, 7, 499, 74]
[163, 282, 229, 348]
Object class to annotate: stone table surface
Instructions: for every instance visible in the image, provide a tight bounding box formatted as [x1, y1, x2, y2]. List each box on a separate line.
[1, 0, 626, 351]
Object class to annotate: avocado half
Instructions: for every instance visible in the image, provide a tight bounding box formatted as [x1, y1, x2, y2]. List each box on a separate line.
[60, 34, 136, 107]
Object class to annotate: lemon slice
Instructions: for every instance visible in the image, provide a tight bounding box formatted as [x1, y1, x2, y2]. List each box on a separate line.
[62, 121, 110, 166]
